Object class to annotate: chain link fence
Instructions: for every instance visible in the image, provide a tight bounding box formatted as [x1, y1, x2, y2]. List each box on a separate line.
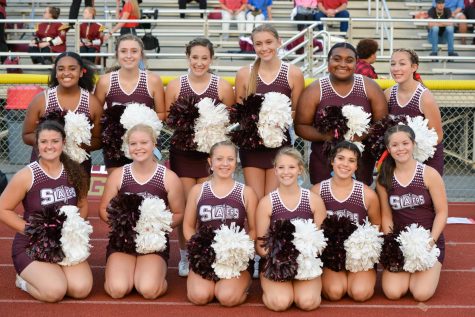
[0, 84, 474, 201]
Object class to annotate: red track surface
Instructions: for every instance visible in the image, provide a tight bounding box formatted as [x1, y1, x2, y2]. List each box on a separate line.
[0, 183, 474, 317]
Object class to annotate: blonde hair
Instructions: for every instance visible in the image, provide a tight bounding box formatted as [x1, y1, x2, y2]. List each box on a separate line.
[273, 147, 308, 182]
[84, 6, 96, 17]
[129, 0, 141, 19]
[209, 140, 238, 158]
[106, 34, 146, 72]
[124, 124, 157, 146]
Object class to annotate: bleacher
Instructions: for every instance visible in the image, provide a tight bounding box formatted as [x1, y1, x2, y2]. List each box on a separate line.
[2, 0, 475, 79]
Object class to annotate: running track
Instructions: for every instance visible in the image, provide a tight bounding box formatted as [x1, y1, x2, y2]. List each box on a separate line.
[0, 174, 474, 317]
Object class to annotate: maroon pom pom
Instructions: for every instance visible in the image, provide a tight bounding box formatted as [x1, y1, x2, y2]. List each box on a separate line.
[107, 193, 143, 254]
[101, 104, 127, 161]
[187, 225, 218, 281]
[166, 95, 201, 151]
[38, 109, 67, 126]
[25, 205, 67, 263]
[259, 219, 299, 282]
[314, 105, 349, 155]
[366, 115, 407, 160]
[380, 227, 405, 272]
[228, 94, 265, 150]
[321, 214, 357, 272]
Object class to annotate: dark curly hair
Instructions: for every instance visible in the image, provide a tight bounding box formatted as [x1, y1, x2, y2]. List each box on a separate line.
[49, 51, 96, 92]
[327, 42, 357, 61]
[356, 39, 378, 59]
[35, 120, 89, 199]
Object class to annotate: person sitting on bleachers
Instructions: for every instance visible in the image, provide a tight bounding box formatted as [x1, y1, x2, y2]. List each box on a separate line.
[428, 0, 459, 59]
[220, 0, 247, 40]
[432, 0, 468, 44]
[314, 0, 350, 34]
[179, 0, 207, 19]
[80, 7, 105, 64]
[293, 0, 318, 31]
[245, 0, 272, 33]
[463, 0, 475, 44]
[28, 6, 67, 65]
[355, 38, 379, 79]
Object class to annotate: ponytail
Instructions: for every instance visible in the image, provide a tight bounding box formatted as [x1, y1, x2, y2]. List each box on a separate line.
[246, 58, 261, 97]
[60, 153, 89, 199]
[377, 154, 396, 191]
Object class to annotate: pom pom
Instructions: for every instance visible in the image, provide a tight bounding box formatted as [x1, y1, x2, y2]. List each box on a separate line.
[120, 103, 163, 159]
[397, 223, 440, 273]
[341, 105, 371, 141]
[211, 223, 255, 279]
[107, 193, 143, 254]
[64, 111, 93, 163]
[167, 95, 201, 151]
[321, 214, 357, 272]
[228, 94, 264, 149]
[187, 225, 218, 281]
[25, 205, 66, 263]
[58, 205, 93, 266]
[134, 197, 173, 254]
[314, 105, 348, 155]
[404, 116, 438, 163]
[259, 219, 299, 281]
[380, 227, 405, 273]
[291, 219, 327, 280]
[39, 109, 66, 126]
[101, 105, 127, 161]
[367, 115, 407, 160]
[344, 219, 383, 272]
[257, 92, 293, 148]
[193, 98, 230, 153]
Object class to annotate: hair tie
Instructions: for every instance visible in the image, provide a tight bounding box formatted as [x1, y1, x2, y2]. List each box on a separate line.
[376, 149, 389, 173]
[82, 68, 87, 74]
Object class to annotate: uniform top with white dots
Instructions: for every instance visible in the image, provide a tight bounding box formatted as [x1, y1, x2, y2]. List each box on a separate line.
[45, 86, 91, 117]
[179, 74, 220, 100]
[105, 70, 154, 109]
[252, 62, 292, 99]
[389, 162, 435, 230]
[388, 82, 426, 117]
[119, 163, 168, 206]
[196, 181, 247, 229]
[270, 188, 313, 222]
[22, 161, 78, 220]
[319, 178, 367, 224]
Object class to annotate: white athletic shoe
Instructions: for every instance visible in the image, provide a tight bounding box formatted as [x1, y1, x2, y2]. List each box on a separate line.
[15, 274, 28, 292]
[178, 259, 189, 277]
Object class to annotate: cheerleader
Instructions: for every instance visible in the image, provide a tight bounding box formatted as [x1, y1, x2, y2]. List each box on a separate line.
[234, 24, 305, 200]
[99, 124, 185, 299]
[165, 37, 234, 277]
[28, 6, 67, 65]
[376, 124, 447, 301]
[295, 42, 387, 186]
[386, 49, 444, 175]
[80, 7, 105, 64]
[183, 141, 258, 306]
[94, 34, 166, 173]
[311, 141, 381, 302]
[256, 147, 326, 311]
[22, 51, 102, 178]
[0, 121, 92, 302]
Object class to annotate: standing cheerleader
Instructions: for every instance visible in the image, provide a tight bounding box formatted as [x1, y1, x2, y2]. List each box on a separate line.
[376, 125, 447, 301]
[234, 24, 305, 200]
[183, 141, 258, 306]
[94, 34, 166, 173]
[0, 121, 92, 302]
[311, 141, 381, 302]
[99, 124, 185, 299]
[256, 147, 326, 311]
[386, 49, 444, 175]
[295, 42, 387, 186]
[165, 38, 234, 276]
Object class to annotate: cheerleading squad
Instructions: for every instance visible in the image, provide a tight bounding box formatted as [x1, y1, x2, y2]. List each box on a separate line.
[0, 24, 448, 311]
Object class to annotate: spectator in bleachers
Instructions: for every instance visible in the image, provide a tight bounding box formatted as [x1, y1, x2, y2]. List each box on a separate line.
[314, 0, 350, 34]
[463, 0, 475, 44]
[428, 0, 459, 58]
[80, 7, 105, 64]
[28, 6, 67, 65]
[293, 0, 318, 31]
[245, 0, 272, 33]
[432, 0, 468, 44]
[220, 0, 247, 39]
[179, 0, 207, 19]
[68, 0, 94, 28]
[355, 38, 379, 79]
[103, 0, 140, 41]
[0, 0, 7, 63]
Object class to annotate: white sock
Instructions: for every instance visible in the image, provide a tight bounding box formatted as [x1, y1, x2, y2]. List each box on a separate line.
[180, 249, 188, 262]
[16, 275, 28, 292]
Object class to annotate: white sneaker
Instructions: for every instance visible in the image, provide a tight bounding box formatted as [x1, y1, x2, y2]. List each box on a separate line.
[15, 274, 28, 292]
[178, 259, 189, 277]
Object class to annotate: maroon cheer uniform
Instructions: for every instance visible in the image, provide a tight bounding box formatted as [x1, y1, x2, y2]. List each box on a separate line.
[270, 188, 313, 222]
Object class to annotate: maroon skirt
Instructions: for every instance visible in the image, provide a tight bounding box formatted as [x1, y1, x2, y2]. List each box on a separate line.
[169, 146, 210, 178]
[12, 233, 33, 274]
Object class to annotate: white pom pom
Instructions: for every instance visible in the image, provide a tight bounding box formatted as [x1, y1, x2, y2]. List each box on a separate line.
[134, 197, 173, 254]
[64, 111, 93, 163]
[405, 116, 438, 162]
[120, 103, 164, 159]
[291, 219, 327, 280]
[193, 98, 230, 153]
[211, 223, 255, 279]
[344, 219, 383, 272]
[397, 223, 440, 273]
[258, 92, 293, 148]
[342, 105, 371, 142]
[58, 205, 93, 266]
